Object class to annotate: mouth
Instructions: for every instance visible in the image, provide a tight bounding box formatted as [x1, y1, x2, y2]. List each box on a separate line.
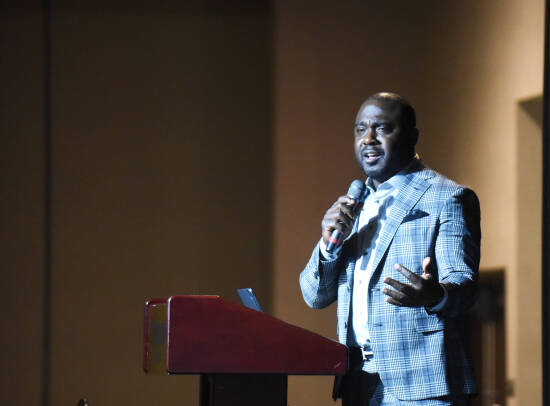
[362, 149, 383, 164]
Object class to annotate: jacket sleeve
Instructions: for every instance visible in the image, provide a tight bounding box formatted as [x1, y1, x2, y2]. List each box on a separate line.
[299, 241, 344, 309]
[435, 187, 481, 318]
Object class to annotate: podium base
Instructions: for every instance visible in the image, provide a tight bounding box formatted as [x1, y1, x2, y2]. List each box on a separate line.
[200, 373, 287, 406]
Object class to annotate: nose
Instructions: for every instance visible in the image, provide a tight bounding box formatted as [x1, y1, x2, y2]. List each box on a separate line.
[361, 127, 377, 145]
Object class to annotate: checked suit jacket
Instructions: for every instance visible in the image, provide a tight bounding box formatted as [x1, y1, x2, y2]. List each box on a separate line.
[299, 160, 481, 401]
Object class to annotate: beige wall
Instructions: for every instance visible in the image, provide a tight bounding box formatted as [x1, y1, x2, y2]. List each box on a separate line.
[516, 96, 543, 405]
[1, 3, 272, 405]
[0, 7, 45, 406]
[274, 1, 544, 405]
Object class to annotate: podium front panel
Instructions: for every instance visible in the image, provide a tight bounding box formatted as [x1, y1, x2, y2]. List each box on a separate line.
[166, 295, 347, 375]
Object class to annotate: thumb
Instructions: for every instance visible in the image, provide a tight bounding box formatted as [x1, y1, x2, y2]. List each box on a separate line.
[421, 257, 436, 280]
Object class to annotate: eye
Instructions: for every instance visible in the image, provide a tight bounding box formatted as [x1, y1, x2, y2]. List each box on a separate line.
[355, 126, 366, 135]
[376, 125, 391, 135]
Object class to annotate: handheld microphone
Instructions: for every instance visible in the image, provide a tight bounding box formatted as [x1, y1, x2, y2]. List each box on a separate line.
[326, 179, 366, 253]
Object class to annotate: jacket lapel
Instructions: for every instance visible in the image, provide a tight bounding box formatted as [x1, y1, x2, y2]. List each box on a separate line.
[368, 167, 433, 284]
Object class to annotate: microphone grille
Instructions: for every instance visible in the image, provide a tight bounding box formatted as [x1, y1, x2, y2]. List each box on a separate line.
[347, 179, 366, 200]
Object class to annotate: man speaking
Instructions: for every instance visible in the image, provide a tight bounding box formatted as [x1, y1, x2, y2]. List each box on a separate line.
[299, 92, 480, 405]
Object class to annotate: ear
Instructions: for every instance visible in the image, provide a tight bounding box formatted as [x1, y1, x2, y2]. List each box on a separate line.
[410, 128, 419, 146]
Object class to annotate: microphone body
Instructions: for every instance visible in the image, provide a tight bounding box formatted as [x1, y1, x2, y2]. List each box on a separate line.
[326, 179, 366, 253]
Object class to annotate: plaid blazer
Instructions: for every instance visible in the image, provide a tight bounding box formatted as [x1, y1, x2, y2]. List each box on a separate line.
[299, 161, 480, 401]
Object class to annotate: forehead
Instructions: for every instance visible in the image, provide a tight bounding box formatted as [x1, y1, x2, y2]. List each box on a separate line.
[355, 101, 402, 123]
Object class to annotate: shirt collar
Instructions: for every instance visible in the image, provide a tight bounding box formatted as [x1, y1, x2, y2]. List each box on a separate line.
[364, 156, 420, 197]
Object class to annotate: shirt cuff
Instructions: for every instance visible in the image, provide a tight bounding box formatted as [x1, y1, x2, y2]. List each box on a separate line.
[319, 238, 341, 261]
[426, 284, 448, 313]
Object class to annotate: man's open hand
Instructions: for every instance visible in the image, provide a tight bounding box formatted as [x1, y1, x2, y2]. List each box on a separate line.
[382, 257, 444, 308]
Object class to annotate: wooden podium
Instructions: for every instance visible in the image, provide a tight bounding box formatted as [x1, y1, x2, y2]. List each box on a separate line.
[143, 295, 347, 406]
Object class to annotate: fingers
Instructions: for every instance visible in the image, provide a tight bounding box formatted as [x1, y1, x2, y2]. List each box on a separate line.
[321, 195, 358, 244]
[422, 257, 431, 270]
[383, 264, 422, 307]
[382, 277, 409, 293]
[421, 257, 435, 279]
[382, 287, 410, 306]
[384, 296, 407, 307]
[393, 263, 420, 284]
[383, 260, 442, 308]
[332, 196, 357, 219]
[382, 277, 417, 305]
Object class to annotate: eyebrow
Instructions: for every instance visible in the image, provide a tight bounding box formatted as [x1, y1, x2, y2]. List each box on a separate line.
[354, 121, 392, 126]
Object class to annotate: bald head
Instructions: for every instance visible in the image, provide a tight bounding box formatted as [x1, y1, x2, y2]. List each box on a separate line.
[360, 92, 416, 132]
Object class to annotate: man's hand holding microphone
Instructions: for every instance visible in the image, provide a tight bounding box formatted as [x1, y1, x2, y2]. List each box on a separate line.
[321, 180, 366, 254]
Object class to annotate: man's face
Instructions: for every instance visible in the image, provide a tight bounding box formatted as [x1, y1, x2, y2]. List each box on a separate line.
[354, 100, 416, 184]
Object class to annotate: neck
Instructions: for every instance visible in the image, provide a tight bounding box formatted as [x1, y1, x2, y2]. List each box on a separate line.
[370, 154, 418, 190]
